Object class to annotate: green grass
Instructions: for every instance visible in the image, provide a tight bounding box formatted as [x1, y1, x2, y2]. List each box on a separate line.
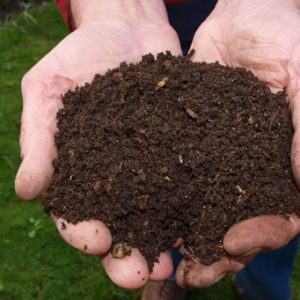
[0, 0, 42, 13]
[0, 2, 299, 300]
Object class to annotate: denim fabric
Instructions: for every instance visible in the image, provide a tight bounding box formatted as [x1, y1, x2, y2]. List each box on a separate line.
[235, 236, 299, 300]
[166, 0, 217, 54]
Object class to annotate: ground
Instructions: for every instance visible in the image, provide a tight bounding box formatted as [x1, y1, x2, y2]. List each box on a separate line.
[0, 2, 299, 299]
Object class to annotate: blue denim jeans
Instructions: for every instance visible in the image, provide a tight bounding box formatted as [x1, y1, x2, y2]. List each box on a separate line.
[166, 0, 217, 54]
[235, 236, 299, 300]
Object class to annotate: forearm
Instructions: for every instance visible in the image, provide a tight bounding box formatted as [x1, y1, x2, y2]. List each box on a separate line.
[71, 0, 169, 28]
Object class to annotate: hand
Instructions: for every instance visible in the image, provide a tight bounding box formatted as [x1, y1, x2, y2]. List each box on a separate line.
[15, 0, 181, 289]
[176, 0, 300, 288]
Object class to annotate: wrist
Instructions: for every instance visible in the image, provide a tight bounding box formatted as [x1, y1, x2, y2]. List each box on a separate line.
[71, 0, 169, 29]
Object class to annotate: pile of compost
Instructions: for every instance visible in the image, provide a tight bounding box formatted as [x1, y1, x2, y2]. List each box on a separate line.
[44, 52, 300, 269]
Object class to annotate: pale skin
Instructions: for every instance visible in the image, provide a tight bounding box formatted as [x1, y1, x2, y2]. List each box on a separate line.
[15, 0, 300, 290]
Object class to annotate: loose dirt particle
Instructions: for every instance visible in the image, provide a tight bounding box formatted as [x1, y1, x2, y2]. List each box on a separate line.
[186, 108, 198, 119]
[155, 76, 169, 90]
[61, 222, 66, 230]
[112, 243, 132, 259]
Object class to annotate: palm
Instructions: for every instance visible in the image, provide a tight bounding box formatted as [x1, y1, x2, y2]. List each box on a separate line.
[191, 0, 300, 210]
[31, 20, 182, 91]
[16, 19, 181, 199]
[191, 0, 300, 96]
[16, 18, 181, 289]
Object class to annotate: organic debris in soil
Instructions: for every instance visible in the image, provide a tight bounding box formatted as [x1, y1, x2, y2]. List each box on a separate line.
[44, 52, 300, 270]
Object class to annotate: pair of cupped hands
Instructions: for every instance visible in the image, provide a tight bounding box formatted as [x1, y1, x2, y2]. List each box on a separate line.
[15, 0, 300, 290]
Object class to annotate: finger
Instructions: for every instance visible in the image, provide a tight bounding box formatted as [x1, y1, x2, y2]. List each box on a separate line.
[176, 256, 244, 288]
[287, 47, 300, 110]
[290, 61, 300, 185]
[291, 126, 300, 187]
[102, 248, 149, 289]
[15, 148, 55, 200]
[224, 215, 300, 256]
[149, 252, 173, 281]
[15, 72, 72, 200]
[54, 217, 112, 255]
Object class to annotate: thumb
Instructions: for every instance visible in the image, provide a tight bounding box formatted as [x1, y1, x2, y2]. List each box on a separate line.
[224, 215, 300, 257]
[291, 116, 300, 188]
[15, 71, 69, 200]
[289, 58, 300, 186]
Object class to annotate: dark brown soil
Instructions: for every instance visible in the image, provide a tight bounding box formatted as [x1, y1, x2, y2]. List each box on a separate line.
[44, 52, 300, 269]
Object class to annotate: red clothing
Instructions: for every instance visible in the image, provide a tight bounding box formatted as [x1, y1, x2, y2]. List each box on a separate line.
[56, 0, 73, 30]
[55, 0, 189, 30]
